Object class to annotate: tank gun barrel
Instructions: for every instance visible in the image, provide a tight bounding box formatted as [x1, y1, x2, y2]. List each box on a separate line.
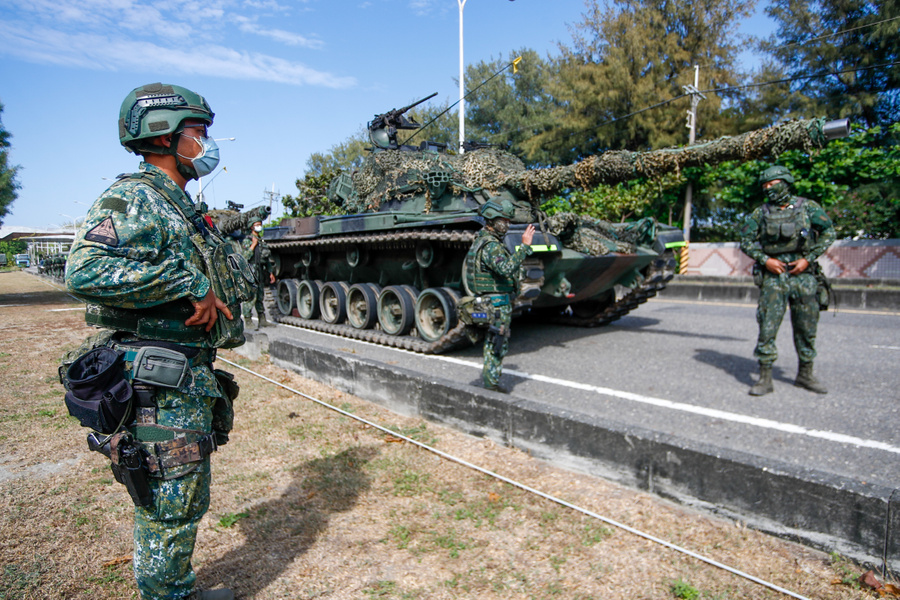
[506, 118, 853, 197]
[215, 205, 272, 235]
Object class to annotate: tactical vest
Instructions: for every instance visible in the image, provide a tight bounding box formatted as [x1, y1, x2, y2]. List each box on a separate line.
[465, 234, 517, 295]
[86, 171, 255, 348]
[760, 198, 812, 255]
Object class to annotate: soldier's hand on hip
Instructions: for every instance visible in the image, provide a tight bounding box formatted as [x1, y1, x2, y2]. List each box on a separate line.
[788, 258, 809, 275]
[765, 257, 787, 274]
[186, 289, 233, 331]
[521, 224, 535, 246]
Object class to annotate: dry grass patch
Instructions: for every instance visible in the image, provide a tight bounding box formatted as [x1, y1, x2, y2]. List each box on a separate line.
[0, 270, 887, 599]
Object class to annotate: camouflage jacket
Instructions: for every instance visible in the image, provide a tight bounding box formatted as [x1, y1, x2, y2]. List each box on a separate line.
[66, 162, 210, 310]
[241, 234, 275, 277]
[739, 196, 835, 265]
[468, 228, 532, 295]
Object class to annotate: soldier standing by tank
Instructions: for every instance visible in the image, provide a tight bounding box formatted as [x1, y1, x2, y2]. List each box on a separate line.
[241, 219, 276, 329]
[65, 83, 241, 600]
[465, 200, 535, 392]
[739, 165, 836, 396]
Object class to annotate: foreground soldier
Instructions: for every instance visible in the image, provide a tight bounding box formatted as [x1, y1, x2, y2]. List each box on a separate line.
[65, 83, 245, 600]
[241, 219, 276, 329]
[465, 200, 535, 392]
[739, 165, 836, 396]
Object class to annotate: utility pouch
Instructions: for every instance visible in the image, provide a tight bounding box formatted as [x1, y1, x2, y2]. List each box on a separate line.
[458, 296, 492, 327]
[132, 346, 190, 389]
[813, 265, 832, 311]
[190, 231, 255, 348]
[211, 369, 239, 445]
[63, 347, 134, 434]
[752, 263, 763, 287]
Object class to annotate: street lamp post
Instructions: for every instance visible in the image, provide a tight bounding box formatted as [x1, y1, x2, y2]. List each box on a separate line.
[458, 0, 468, 154]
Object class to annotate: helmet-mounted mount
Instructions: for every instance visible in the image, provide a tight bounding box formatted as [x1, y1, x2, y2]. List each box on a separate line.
[479, 199, 515, 221]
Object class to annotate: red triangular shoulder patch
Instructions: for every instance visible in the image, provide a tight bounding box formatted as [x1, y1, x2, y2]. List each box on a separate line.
[84, 216, 119, 246]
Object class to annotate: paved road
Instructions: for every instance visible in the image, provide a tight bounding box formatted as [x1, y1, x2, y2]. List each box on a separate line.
[270, 298, 900, 491]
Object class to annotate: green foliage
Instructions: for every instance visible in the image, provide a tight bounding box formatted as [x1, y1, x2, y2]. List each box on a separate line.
[542, 172, 686, 224]
[217, 511, 249, 528]
[669, 578, 701, 600]
[693, 123, 900, 240]
[281, 167, 342, 218]
[0, 103, 22, 227]
[0, 239, 27, 265]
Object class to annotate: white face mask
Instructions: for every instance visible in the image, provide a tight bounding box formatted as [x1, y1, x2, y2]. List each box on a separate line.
[177, 134, 220, 178]
[253, 225, 263, 233]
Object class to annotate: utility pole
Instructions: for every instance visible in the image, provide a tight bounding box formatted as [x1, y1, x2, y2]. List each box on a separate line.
[458, 0, 468, 154]
[263, 184, 280, 217]
[681, 66, 705, 273]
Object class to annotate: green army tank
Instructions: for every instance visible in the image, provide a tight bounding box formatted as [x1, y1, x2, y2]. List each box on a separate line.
[265, 95, 850, 353]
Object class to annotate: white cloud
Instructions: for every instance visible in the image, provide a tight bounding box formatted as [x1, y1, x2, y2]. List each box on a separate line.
[238, 22, 324, 49]
[0, 23, 356, 88]
[0, 0, 354, 88]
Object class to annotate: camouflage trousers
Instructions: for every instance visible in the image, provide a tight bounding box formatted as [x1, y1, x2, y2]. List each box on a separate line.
[242, 284, 266, 320]
[133, 377, 217, 600]
[754, 270, 819, 366]
[482, 303, 512, 388]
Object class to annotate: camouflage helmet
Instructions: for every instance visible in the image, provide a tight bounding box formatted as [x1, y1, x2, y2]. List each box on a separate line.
[758, 165, 795, 187]
[479, 199, 515, 220]
[118, 83, 214, 154]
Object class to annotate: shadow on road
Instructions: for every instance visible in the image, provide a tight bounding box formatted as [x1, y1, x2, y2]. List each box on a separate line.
[693, 348, 791, 386]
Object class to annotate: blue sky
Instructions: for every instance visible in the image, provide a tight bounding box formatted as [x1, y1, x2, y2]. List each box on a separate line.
[0, 0, 774, 229]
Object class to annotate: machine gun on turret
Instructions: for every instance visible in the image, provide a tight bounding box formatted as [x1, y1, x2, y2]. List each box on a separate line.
[368, 92, 439, 151]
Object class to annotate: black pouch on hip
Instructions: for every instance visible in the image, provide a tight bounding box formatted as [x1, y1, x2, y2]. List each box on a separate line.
[64, 347, 134, 434]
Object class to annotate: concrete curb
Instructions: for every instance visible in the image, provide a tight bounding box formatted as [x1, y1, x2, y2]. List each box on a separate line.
[237, 332, 899, 573]
[659, 277, 900, 311]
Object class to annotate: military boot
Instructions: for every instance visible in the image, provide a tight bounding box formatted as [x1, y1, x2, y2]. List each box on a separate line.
[794, 362, 827, 394]
[749, 364, 774, 396]
[258, 314, 272, 328]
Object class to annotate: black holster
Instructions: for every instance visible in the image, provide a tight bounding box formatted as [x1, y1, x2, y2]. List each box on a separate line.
[90, 432, 153, 508]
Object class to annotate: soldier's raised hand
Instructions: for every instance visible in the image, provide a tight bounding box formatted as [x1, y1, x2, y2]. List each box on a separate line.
[522, 224, 536, 246]
[186, 289, 233, 331]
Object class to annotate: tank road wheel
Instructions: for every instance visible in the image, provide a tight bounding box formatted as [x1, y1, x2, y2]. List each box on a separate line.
[346, 283, 381, 329]
[377, 285, 417, 336]
[320, 281, 349, 324]
[415, 288, 459, 342]
[275, 279, 300, 316]
[297, 280, 322, 319]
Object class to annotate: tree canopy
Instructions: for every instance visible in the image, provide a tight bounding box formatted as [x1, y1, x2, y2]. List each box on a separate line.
[0, 103, 22, 226]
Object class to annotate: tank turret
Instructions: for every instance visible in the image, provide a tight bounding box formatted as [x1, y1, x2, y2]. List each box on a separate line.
[265, 96, 850, 353]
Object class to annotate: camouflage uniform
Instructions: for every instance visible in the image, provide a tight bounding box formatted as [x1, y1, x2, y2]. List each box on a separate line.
[66, 162, 234, 600]
[240, 231, 275, 323]
[468, 228, 533, 390]
[739, 188, 835, 391]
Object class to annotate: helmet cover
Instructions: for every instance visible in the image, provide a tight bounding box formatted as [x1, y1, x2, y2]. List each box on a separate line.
[758, 165, 795, 187]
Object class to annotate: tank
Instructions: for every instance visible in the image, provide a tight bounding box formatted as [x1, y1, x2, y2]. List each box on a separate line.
[265, 95, 850, 353]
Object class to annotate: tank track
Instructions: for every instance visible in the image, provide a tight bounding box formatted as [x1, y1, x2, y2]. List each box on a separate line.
[265, 229, 475, 354]
[267, 229, 477, 250]
[541, 251, 678, 327]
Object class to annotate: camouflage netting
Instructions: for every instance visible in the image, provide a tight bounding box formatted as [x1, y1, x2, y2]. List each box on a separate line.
[347, 119, 829, 214]
[350, 148, 528, 211]
[507, 118, 829, 195]
[547, 212, 657, 256]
